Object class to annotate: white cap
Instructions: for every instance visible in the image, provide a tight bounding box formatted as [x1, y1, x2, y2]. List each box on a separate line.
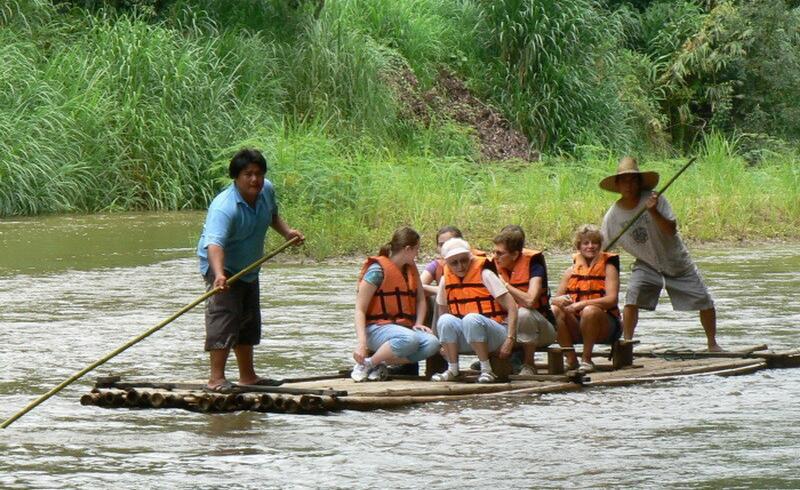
[441, 238, 471, 259]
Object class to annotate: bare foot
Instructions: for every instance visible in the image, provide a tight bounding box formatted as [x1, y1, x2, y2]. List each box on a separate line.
[708, 344, 725, 352]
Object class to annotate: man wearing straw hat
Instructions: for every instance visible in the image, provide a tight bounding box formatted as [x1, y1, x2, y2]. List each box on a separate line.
[600, 156, 722, 352]
[197, 148, 304, 393]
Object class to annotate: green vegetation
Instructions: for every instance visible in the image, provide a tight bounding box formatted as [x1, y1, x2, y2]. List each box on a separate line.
[1, 0, 799, 255]
[264, 131, 800, 257]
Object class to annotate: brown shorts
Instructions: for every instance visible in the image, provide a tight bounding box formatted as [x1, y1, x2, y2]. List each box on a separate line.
[204, 273, 261, 351]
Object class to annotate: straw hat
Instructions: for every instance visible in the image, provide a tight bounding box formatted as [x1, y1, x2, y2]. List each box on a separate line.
[599, 157, 660, 193]
[441, 238, 471, 259]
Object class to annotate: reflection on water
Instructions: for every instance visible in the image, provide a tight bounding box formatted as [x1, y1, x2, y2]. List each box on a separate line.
[1, 214, 799, 488]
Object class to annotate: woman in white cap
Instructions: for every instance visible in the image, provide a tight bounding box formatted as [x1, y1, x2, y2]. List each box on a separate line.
[432, 237, 518, 383]
[351, 227, 441, 382]
[600, 156, 722, 351]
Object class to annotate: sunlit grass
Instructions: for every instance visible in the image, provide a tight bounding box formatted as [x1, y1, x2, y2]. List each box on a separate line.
[1, 1, 799, 258]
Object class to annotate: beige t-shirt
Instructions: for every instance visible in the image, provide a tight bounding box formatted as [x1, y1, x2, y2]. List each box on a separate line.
[601, 191, 695, 276]
[436, 268, 508, 307]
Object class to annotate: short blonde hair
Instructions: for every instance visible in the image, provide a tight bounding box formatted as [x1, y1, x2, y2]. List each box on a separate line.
[573, 224, 602, 250]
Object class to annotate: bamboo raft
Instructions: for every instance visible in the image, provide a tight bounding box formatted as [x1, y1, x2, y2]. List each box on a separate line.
[82, 344, 800, 415]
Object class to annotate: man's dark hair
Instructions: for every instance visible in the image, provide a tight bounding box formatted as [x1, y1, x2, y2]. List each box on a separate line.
[229, 149, 268, 178]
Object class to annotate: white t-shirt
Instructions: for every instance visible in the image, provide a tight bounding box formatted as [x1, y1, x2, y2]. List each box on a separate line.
[601, 191, 695, 276]
[436, 268, 508, 307]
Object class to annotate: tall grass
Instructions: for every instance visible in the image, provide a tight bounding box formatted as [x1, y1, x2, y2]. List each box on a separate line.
[252, 128, 800, 258]
[1, 0, 799, 256]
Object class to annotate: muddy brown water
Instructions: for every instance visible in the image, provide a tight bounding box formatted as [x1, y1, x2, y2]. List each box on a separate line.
[1, 213, 799, 488]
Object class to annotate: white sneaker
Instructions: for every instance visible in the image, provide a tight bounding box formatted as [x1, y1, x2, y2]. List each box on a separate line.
[477, 371, 497, 383]
[518, 364, 537, 376]
[431, 370, 459, 382]
[351, 363, 370, 382]
[578, 361, 596, 373]
[367, 363, 389, 381]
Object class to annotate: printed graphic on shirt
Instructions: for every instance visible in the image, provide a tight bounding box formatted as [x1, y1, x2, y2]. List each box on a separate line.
[621, 214, 650, 245]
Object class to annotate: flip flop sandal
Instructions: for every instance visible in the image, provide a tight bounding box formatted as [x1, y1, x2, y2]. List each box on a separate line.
[203, 380, 236, 394]
[241, 377, 284, 387]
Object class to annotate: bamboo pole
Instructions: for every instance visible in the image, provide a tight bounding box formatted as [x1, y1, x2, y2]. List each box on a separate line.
[604, 157, 697, 252]
[1, 237, 300, 429]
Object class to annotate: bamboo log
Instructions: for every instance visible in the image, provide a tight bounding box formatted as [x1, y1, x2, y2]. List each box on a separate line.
[258, 394, 275, 411]
[105, 381, 346, 397]
[362, 381, 520, 397]
[280, 373, 349, 383]
[318, 396, 339, 411]
[299, 395, 319, 411]
[340, 394, 479, 410]
[496, 382, 583, 396]
[588, 360, 767, 387]
[149, 392, 167, 408]
[212, 395, 229, 411]
[283, 398, 300, 413]
[272, 396, 287, 411]
[80, 393, 101, 406]
[124, 389, 141, 406]
[197, 395, 214, 412]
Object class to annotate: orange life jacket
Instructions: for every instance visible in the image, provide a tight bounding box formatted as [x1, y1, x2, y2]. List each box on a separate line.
[495, 248, 551, 314]
[435, 249, 486, 283]
[566, 252, 620, 318]
[358, 256, 418, 327]
[444, 256, 505, 322]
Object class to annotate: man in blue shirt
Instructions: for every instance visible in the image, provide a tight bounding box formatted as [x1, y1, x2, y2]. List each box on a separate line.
[197, 149, 304, 392]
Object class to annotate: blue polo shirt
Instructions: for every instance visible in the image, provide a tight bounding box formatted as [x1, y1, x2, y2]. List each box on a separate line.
[197, 181, 277, 283]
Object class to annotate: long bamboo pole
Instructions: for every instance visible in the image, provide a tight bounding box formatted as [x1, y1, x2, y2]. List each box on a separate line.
[1, 236, 300, 429]
[603, 156, 697, 252]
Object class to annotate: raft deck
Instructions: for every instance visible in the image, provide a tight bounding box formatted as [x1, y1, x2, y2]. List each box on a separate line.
[82, 344, 800, 415]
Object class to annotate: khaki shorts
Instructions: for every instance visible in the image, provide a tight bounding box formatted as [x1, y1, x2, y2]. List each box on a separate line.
[625, 260, 714, 311]
[517, 307, 556, 346]
[203, 273, 262, 351]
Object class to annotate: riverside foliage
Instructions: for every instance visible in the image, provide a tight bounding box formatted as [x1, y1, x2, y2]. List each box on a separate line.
[1, 0, 799, 253]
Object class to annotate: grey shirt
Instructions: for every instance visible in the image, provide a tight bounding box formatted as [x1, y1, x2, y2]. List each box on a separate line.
[601, 191, 695, 277]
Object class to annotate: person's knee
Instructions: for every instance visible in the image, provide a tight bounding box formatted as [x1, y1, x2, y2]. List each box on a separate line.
[419, 335, 441, 359]
[390, 333, 420, 358]
[437, 314, 461, 341]
[551, 304, 564, 318]
[582, 305, 604, 319]
[462, 314, 489, 343]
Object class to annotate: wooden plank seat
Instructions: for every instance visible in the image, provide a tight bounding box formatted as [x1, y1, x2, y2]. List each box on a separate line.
[612, 339, 640, 369]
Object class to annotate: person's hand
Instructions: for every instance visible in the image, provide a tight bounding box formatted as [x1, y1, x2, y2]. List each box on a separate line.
[646, 191, 660, 211]
[499, 337, 515, 359]
[286, 229, 305, 245]
[552, 294, 573, 308]
[565, 301, 586, 315]
[412, 324, 433, 334]
[213, 274, 228, 290]
[353, 344, 368, 364]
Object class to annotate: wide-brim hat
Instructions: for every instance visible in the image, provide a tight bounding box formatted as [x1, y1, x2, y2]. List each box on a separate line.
[599, 157, 659, 193]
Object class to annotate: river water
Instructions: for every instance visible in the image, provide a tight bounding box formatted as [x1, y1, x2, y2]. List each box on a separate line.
[1, 213, 799, 488]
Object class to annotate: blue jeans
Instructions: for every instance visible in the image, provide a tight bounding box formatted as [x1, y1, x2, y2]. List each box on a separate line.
[366, 323, 441, 362]
[436, 313, 507, 354]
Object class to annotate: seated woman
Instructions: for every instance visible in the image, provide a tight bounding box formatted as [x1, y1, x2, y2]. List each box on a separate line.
[492, 225, 556, 375]
[551, 225, 621, 372]
[420, 225, 463, 298]
[432, 238, 518, 383]
[352, 227, 441, 382]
